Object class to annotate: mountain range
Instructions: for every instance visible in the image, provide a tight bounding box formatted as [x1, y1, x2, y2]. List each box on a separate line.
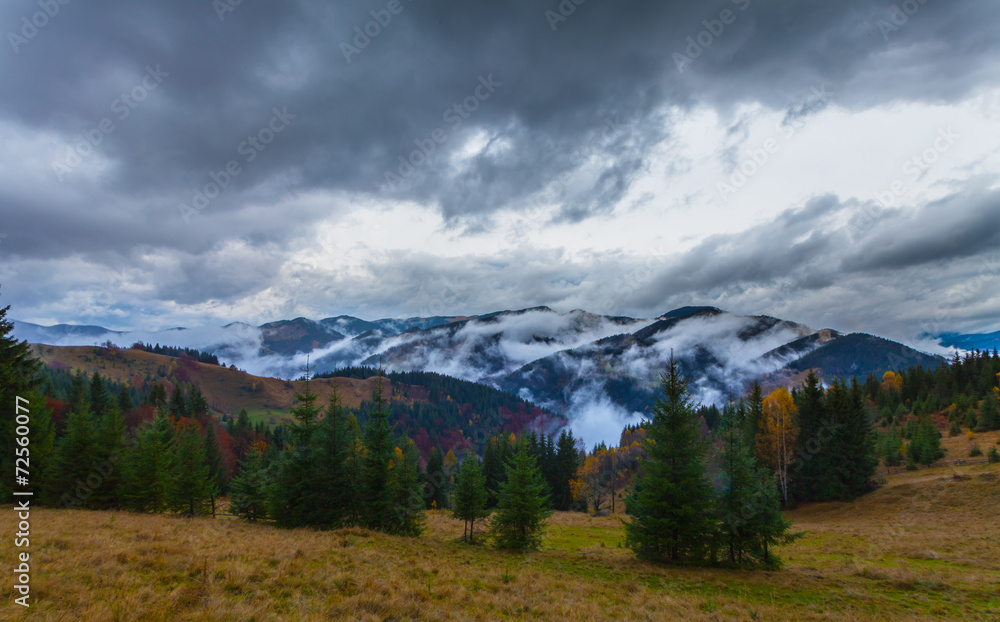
[14, 306, 958, 444]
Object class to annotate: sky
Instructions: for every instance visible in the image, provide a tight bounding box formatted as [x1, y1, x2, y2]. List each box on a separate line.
[1, 0, 999, 350]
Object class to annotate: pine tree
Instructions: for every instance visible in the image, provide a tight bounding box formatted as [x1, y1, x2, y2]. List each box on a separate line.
[489, 441, 552, 550]
[89, 371, 111, 419]
[168, 423, 212, 516]
[122, 415, 174, 512]
[842, 380, 878, 496]
[452, 456, 489, 543]
[791, 371, 826, 500]
[168, 385, 187, 420]
[425, 447, 449, 510]
[716, 403, 798, 568]
[391, 437, 427, 536]
[89, 401, 126, 508]
[0, 292, 44, 503]
[624, 354, 715, 564]
[203, 422, 226, 517]
[879, 425, 904, 467]
[976, 394, 1000, 431]
[482, 436, 504, 508]
[312, 383, 356, 527]
[268, 377, 322, 527]
[187, 385, 209, 418]
[361, 377, 398, 532]
[553, 430, 580, 511]
[49, 402, 99, 508]
[230, 449, 270, 522]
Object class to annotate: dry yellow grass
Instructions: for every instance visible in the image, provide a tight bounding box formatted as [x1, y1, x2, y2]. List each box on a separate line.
[2, 455, 998, 620]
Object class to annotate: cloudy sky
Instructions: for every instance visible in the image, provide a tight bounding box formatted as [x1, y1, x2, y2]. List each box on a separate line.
[1, 0, 998, 348]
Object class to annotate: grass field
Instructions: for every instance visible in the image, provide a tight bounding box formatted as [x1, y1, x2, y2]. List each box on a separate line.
[2, 432, 998, 621]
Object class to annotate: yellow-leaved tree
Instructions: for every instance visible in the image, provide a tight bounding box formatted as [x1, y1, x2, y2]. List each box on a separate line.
[756, 387, 799, 508]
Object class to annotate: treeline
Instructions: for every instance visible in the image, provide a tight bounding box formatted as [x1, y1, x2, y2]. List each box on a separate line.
[129, 342, 221, 365]
[318, 366, 564, 456]
[863, 348, 1000, 467]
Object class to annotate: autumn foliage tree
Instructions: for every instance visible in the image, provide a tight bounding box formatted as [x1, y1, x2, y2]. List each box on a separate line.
[756, 388, 799, 508]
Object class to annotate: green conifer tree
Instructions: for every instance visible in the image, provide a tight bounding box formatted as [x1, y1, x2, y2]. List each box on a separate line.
[489, 441, 552, 550]
[168, 423, 212, 516]
[361, 377, 397, 532]
[230, 449, 270, 522]
[452, 455, 489, 543]
[624, 354, 715, 564]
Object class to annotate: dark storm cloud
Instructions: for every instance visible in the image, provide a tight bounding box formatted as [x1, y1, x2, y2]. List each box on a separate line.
[2, 0, 1000, 332]
[2, 0, 999, 256]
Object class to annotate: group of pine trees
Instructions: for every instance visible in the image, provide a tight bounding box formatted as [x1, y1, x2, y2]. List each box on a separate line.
[623, 356, 799, 569]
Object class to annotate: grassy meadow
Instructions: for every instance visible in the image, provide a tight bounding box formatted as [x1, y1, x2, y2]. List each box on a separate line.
[2, 430, 998, 621]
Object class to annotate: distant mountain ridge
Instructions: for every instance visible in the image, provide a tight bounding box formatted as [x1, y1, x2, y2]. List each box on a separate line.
[13, 306, 953, 443]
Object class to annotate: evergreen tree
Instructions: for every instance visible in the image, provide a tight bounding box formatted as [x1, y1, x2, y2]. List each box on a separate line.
[424, 447, 449, 509]
[203, 422, 226, 517]
[391, 436, 427, 536]
[482, 436, 504, 508]
[879, 425, 904, 467]
[553, 430, 580, 511]
[624, 354, 715, 564]
[268, 378, 322, 527]
[168, 385, 187, 419]
[452, 456, 489, 543]
[715, 401, 800, 568]
[89, 401, 126, 508]
[0, 292, 44, 503]
[117, 387, 134, 415]
[230, 449, 270, 522]
[311, 383, 357, 527]
[168, 423, 212, 516]
[791, 371, 826, 500]
[842, 380, 878, 497]
[48, 402, 98, 508]
[976, 394, 1000, 431]
[89, 371, 111, 419]
[361, 377, 398, 532]
[489, 441, 552, 550]
[122, 415, 174, 512]
[187, 385, 209, 419]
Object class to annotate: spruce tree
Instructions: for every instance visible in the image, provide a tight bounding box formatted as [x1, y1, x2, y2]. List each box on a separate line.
[230, 449, 270, 522]
[842, 381, 878, 497]
[268, 377, 322, 527]
[89, 371, 111, 419]
[90, 401, 126, 508]
[452, 455, 489, 543]
[424, 447, 449, 510]
[0, 292, 44, 503]
[361, 377, 397, 532]
[553, 430, 580, 511]
[624, 354, 715, 564]
[203, 422, 226, 517]
[49, 402, 98, 508]
[489, 440, 552, 550]
[168, 385, 187, 420]
[391, 436, 427, 536]
[716, 402, 799, 568]
[122, 415, 174, 512]
[977, 394, 1000, 431]
[791, 371, 826, 500]
[168, 423, 212, 516]
[313, 384, 357, 527]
